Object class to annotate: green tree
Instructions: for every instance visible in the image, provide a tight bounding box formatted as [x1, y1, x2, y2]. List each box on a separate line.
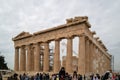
[0, 53, 8, 69]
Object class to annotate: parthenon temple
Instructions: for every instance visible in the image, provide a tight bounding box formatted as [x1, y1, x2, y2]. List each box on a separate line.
[12, 16, 111, 75]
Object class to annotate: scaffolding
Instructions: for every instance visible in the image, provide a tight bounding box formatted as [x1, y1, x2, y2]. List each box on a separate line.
[61, 42, 78, 56]
[39, 41, 78, 71]
[39, 47, 54, 71]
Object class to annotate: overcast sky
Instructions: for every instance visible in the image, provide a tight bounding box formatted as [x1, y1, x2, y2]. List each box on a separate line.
[0, 0, 120, 71]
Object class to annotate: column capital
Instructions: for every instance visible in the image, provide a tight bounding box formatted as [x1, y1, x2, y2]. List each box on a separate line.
[86, 38, 90, 44]
[78, 33, 86, 37]
[89, 39, 93, 44]
[26, 43, 34, 46]
[43, 40, 50, 44]
[95, 37, 99, 41]
[54, 38, 61, 41]
[66, 36, 74, 39]
[25, 44, 31, 49]
[20, 45, 25, 48]
[15, 46, 20, 49]
[20, 45, 26, 50]
[33, 42, 40, 45]
[92, 31, 96, 35]
[32, 42, 40, 48]
[85, 36, 90, 40]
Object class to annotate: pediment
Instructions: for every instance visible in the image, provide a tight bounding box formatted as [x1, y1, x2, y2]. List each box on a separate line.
[13, 31, 32, 41]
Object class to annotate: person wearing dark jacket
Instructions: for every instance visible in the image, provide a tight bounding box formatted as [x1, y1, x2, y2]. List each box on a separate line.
[59, 67, 66, 80]
[0, 73, 2, 80]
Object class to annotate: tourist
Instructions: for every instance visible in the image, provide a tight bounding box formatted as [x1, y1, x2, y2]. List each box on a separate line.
[78, 74, 82, 80]
[109, 69, 113, 80]
[83, 75, 86, 80]
[19, 74, 22, 80]
[46, 73, 50, 80]
[115, 74, 120, 80]
[93, 74, 98, 80]
[7, 73, 19, 80]
[112, 73, 115, 80]
[13, 73, 19, 80]
[56, 74, 59, 80]
[90, 74, 94, 80]
[7, 76, 13, 80]
[0, 73, 2, 80]
[96, 74, 100, 80]
[30, 76, 34, 80]
[52, 74, 56, 80]
[39, 73, 43, 80]
[19, 73, 30, 80]
[7, 77, 11, 80]
[102, 71, 110, 80]
[42, 72, 46, 80]
[118, 73, 120, 80]
[59, 67, 66, 80]
[65, 72, 70, 80]
[35, 73, 40, 80]
[72, 71, 78, 80]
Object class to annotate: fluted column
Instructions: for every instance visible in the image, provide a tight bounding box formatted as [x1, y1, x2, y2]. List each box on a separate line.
[99, 50, 102, 74]
[78, 35, 86, 75]
[26, 45, 31, 71]
[66, 37, 73, 73]
[31, 46, 34, 71]
[54, 39, 60, 73]
[20, 45, 26, 71]
[43, 42, 49, 72]
[89, 42, 94, 73]
[34, 43, 40, 71]
[98, 49, 101, 73]
[86, 39, 90, 73]
[14, 47, 19, 71]
[93, 44, 96, 73]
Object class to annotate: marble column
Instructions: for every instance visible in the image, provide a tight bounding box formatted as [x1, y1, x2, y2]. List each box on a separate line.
[98, 49, 101, 73]
[86, 39, 90, 73]
[31, 46, 34, 71]
[14, 47, 19, 71]
[54, 39, 60, 73]
[66, 37, 73, 73]
[26, 45, 31, 71]
[89, 42, 94, 73]
[20, 45, 26, 71]
[34, 43, 40, 71]
[43, 42, 49, 72]
[78, 35, 86, 75]
[39, 47, 44, 71]
[93, 44, 96, 73]
[99, 50, 102, 74]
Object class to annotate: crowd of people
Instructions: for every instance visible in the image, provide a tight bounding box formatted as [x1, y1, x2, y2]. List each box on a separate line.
[1, 67, 120, 80]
